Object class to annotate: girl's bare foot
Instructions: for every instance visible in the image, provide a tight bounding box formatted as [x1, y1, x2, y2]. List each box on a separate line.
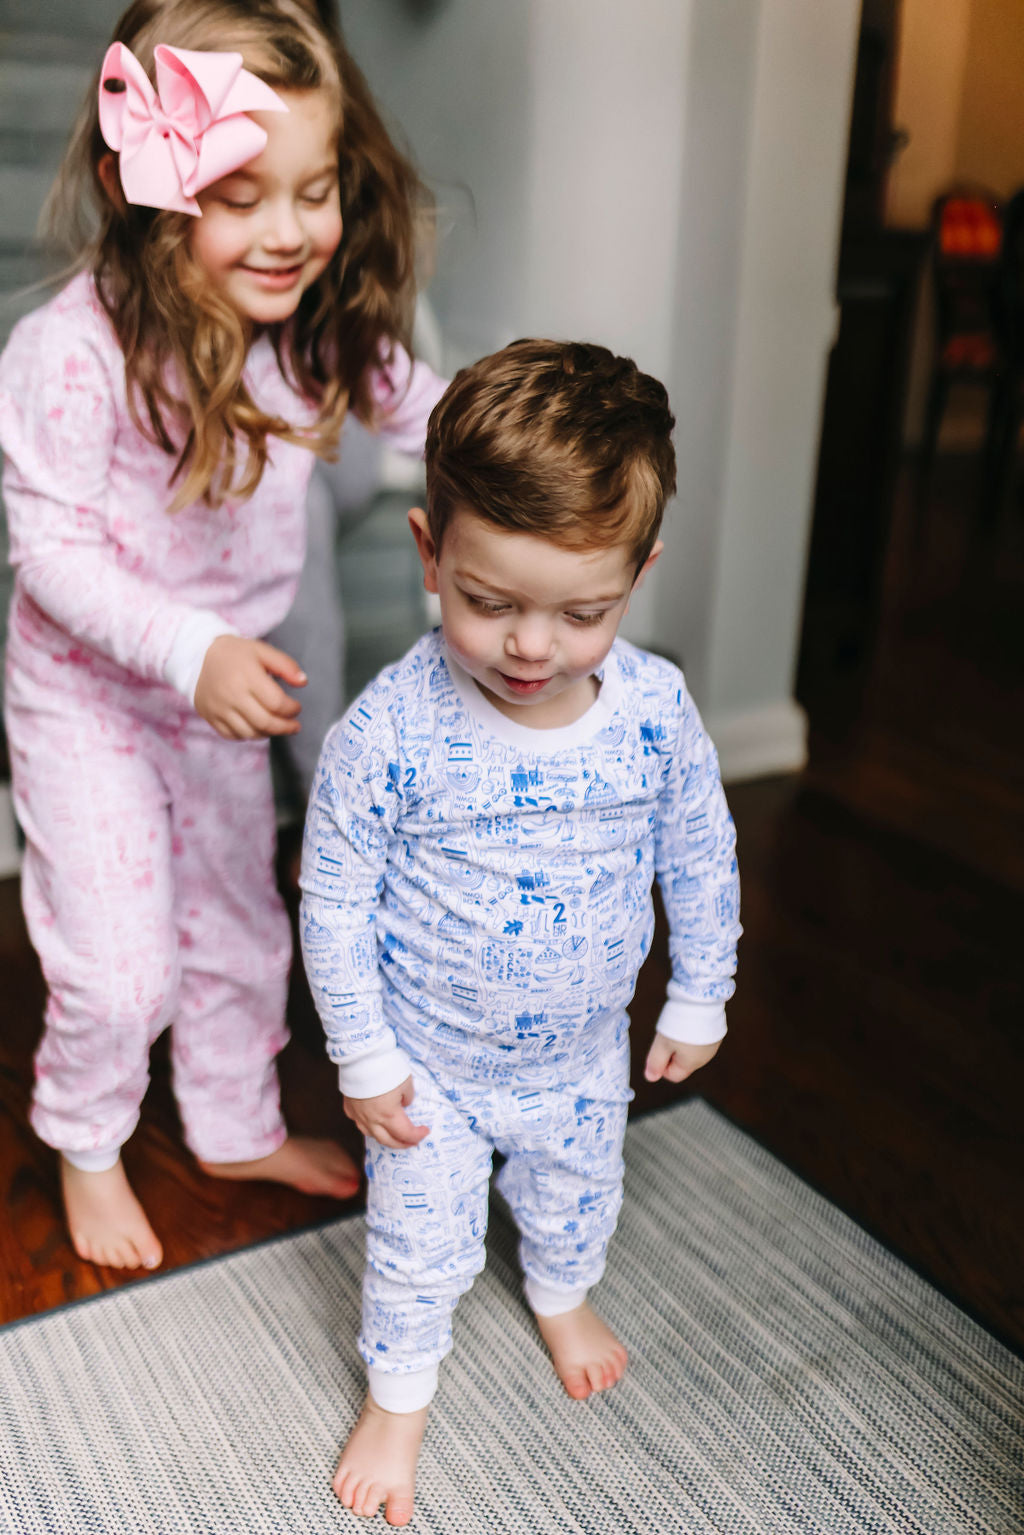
[197, 1135, 360, 1198]
[333, 1397, 427, 1526]
[535, 1300, 628, 1399]
[60, 1157, 163, 1271]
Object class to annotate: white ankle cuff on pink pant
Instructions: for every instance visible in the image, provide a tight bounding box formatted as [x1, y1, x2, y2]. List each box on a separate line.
[61, 1144, 123, 1173]
[523, 1277, 590, 1317]
[367, 1362, 439, 1413]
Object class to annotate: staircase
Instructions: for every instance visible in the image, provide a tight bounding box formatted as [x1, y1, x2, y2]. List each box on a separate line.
[1, 9, 126, 872]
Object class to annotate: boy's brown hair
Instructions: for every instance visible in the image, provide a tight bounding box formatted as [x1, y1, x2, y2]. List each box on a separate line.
[425, 339, 676, 569]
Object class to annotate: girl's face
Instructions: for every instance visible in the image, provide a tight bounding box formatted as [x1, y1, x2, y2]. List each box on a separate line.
[189, 88, 342, 325]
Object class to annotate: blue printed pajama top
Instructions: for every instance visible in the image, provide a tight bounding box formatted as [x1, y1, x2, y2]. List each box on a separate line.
[300, 631, 741, 1100]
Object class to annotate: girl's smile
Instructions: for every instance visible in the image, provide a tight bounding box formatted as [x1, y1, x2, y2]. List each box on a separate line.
[190, 88, 342, 325]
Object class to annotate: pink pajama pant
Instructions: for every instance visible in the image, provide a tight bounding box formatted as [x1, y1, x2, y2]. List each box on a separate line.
[5, 668, 291, 1165]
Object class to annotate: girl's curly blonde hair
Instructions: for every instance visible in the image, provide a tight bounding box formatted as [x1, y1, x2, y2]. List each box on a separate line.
[44, 0, 430, 510]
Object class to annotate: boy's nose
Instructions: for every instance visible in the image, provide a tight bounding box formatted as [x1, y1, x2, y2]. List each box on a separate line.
[507, 617, 553, 662]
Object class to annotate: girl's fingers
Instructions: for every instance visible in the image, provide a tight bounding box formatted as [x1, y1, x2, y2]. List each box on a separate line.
[231, 690, 301, 738]
[251, 670, 302, 718]
[254, 641, 307, 687]
[224, 708, 258, 740]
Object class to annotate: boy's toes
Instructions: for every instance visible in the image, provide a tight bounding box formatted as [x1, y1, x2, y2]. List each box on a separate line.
[593, 1352, 626, 1393]
[332, 1469, 357, 1510]
[563, 1368, 592, 1399]
[346, 1476, 380, 1518]
[385, 1489, 415, 1526]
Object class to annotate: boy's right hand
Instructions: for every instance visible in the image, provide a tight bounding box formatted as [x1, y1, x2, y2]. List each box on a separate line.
[195, 635, 306, 740]
[343, 1078, 431, 1150]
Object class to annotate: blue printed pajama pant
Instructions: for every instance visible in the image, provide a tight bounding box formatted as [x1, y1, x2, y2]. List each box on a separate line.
[360, 1028, 633, 1411]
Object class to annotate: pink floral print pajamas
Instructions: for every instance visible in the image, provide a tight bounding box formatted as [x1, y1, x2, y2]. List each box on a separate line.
[0, 272, 445, 1165]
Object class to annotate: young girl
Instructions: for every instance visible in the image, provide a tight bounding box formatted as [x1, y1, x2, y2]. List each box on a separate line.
[0, 0, 447, 1273]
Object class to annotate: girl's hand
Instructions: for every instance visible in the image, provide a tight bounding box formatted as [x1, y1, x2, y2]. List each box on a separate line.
[343, 1079, 431, 1150]
[643, 1033, 721, 1085]
[194, 635, 306, 739]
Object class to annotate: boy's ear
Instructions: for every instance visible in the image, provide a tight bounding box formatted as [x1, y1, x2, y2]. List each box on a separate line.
[621, 539, 662, 619]
[408, 507, 440, 595]
[632, 539, 663, 591]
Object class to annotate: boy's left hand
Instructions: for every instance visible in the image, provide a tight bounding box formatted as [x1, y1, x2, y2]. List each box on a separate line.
[643, 1033, 721, 1084]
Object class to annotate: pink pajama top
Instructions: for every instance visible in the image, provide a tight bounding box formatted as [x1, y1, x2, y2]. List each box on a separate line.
[0, 271, 446, 709]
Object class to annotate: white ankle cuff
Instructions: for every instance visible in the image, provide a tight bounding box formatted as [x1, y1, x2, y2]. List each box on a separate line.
[367, 1362, 438, 1413]
[61, 1145, 122, 1173]
[524, 1277, 590, 1317]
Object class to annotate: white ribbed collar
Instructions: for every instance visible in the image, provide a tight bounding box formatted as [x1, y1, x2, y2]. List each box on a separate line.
[444, 642, 622, 752]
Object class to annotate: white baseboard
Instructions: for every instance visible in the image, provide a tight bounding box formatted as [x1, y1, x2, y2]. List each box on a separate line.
[0, 781, 21, 879]
[706, 697, 808, 785]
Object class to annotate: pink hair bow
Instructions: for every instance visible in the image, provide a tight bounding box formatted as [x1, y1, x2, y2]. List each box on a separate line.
[98, 42, 287, 216]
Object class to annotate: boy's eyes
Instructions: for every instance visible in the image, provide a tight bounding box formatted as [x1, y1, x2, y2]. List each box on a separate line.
[465, 594, 607, 625]
[468, 598, 508, 614]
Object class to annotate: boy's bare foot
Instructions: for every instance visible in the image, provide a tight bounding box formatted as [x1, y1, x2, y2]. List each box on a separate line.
[60, 1157, 163, 1271]
[535, 1300, 628, 1399]
[197, 1135, 360, 1198]
[333, 1397, 427, 1526]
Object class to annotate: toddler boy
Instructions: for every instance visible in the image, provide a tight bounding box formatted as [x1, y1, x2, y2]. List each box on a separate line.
[300, 339, 741, 1526]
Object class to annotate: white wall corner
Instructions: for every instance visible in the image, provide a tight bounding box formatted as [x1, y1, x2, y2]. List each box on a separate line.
[0, 781, 21, 879]
[706, 697, 808, 785]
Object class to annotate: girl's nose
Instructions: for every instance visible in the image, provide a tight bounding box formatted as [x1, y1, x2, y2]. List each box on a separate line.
[263, 200, 306, 252]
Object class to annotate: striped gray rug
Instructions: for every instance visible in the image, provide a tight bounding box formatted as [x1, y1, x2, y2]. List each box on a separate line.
[1, 1100, 1021, 1534]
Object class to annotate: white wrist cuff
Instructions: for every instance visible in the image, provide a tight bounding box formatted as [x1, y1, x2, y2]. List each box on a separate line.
[61, 1143, 123, 1172]
[367, 1362, 438, 1413]
[337, 1044, 413, 1100]
[655, 994, 728, 1045]
[163, 613, 238, 705]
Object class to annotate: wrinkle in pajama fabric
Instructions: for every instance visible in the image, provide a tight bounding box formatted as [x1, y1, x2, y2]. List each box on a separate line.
[302, 631, 741, 1390]
[6, 680, 291, 1163]
[360, 1033, 631, 1379]
[0, 273, 447, 1166]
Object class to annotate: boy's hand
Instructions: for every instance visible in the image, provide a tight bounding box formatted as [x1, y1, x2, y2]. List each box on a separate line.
[644, 1033, 721, 1084]
[195, 635, 306, 740]
[343, 1078, 431, 1150]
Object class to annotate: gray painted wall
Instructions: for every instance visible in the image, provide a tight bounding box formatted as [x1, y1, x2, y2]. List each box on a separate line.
[0, 0, 860, 789]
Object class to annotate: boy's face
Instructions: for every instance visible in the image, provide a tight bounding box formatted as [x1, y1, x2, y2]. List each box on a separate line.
[409, 506, 661, 729]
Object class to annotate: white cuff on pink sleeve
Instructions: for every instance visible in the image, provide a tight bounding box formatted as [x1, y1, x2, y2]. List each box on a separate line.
[163, 612, 239, 705]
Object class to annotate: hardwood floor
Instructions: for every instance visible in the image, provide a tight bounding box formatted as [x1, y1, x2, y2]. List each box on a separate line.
[1, 452, 1021, 1352]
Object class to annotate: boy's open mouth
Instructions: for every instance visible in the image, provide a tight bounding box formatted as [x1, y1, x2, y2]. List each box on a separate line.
[499, 673, 550, 695]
